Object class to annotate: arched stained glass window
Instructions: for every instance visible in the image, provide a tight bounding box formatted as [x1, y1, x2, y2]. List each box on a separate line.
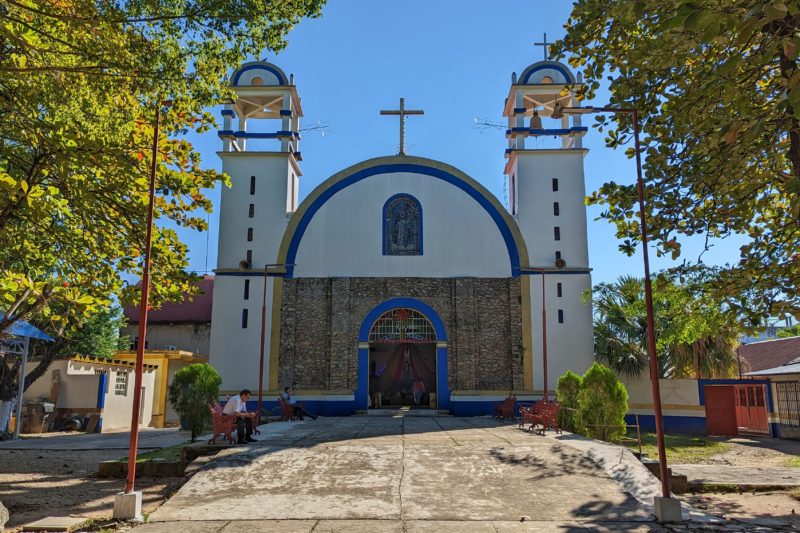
[369, 308, 436, 343]
[383, 194, 422, 256]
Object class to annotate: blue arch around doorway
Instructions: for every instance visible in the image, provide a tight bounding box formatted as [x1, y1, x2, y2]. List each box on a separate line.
[357, 298, 450, 411]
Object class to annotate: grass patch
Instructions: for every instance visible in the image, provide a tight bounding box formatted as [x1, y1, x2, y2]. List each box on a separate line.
[792, 488, 800, 502]
[785, 456, 800, 468]
[119, 441, 189, 463]
[625, 432, 730, 463]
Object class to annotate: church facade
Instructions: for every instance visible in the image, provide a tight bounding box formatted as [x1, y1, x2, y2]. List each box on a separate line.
[209, 59, 594, 415]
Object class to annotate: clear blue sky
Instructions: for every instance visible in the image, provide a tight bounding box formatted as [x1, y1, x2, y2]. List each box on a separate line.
[177, 0, 743, 284]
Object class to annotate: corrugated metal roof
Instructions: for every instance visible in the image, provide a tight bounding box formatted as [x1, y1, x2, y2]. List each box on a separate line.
[746, 362, 800, 376]
[0, 313, 54, 342]
[738, 335, 800, 372]
[124, 275, 213, 324]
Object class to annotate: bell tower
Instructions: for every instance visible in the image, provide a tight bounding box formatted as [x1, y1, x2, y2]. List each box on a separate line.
[503, 53, 594, 392]
[210, 60, 303, 393]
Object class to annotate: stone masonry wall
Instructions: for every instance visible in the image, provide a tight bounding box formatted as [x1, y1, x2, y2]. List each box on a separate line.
[278, 278, 523, 392]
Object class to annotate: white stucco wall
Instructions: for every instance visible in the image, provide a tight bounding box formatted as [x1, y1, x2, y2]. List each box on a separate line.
[101, 368, 155, 431]
[293, 171, 512, 278]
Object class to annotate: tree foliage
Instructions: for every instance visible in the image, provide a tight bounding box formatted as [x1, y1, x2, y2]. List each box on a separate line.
[593, 275, 741, 378]
[556, 1, 800, 324]
[0, 0, 324, 334]
[776, 323, 800, 337]
[555, 370, 582, 433]
[576, 363, 629, 443]
[168, 363, 221, 442]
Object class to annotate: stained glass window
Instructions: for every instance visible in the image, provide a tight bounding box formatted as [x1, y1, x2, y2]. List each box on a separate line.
[369, 309, 436, 343]
[383, 195, 422, 255]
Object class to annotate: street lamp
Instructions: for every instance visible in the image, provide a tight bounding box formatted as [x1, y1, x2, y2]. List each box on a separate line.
[552, 102, 672, 501]
[114, 100, 171, 521]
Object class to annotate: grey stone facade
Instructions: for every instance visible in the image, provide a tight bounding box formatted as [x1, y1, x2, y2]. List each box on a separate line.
[278, 278, 523, 392]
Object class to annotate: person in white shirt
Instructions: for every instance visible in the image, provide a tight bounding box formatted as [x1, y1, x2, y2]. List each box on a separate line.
[222, 389, 257, 444]
[281, 385, 317, 420]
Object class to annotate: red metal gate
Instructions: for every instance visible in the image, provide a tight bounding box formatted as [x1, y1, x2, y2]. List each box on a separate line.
[704, 385, 738, 436]
[734, 384, 769, 434]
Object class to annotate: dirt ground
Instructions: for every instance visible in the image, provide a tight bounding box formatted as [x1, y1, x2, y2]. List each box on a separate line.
[0, 449, 182, 531]
[681, 491, 800, 529]
[705, 436, 800, 467]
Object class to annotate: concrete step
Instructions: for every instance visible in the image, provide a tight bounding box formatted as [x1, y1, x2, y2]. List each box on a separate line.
[360, 407, 448, 416]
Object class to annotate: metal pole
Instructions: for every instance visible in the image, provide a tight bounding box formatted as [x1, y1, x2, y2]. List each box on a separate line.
[125, 103, 161, 494]
[630, 108, 670, 497]
[257, 265, 269, 426]
[12, 337, 29, 439]
[541, 272, 548, 400]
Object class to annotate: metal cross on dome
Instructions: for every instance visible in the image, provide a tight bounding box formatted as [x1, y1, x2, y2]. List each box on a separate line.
[380, 98, 424, 156]
[534, 33, 552, 61]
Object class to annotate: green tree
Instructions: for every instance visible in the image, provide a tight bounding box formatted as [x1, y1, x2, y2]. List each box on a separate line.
[593, 275, 741, 378]
[556, 1, 800, 324]
[0, 0, 324, 393]
[777, 324, 800, 337]
[577, 363, 629, 442]
[168, 363, 221, 442]
[556, 370, 582, 432]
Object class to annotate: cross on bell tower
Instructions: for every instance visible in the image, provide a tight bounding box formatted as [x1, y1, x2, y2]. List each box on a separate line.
[533, 33, 552, 61]
[380, 98, 424, 155]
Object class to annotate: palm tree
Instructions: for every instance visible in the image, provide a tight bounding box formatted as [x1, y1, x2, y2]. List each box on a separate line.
[592, 275, 740, 379]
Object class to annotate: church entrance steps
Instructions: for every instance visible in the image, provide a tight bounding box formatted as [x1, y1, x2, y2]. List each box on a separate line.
[360, 407, 447, 417]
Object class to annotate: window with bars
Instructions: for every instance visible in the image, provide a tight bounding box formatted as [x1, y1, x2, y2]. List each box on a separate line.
[552, 178, 559, 191]
[558, 309, 564, 324]
[115, 371, 129, 396]
[368, 308, 436, 343]
[776, 382, 800, 428]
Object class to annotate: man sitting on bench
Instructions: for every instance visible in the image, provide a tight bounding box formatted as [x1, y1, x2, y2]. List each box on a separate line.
[223, 389, 257, 444]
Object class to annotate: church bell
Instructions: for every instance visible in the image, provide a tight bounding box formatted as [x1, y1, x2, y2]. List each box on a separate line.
[529, 110, 542, 131]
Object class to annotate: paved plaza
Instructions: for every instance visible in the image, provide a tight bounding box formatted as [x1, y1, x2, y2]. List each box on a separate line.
[132, 416, 662, 532]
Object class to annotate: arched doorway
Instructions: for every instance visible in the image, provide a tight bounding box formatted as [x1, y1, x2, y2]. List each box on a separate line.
[357, 298, 449, 412]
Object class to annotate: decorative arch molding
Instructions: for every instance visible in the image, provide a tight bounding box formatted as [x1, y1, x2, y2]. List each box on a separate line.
[519, 61, 576, 85]
[277, 155, 529, 277]
[230, 61, 289, 87]
[356, 297, 450, 411]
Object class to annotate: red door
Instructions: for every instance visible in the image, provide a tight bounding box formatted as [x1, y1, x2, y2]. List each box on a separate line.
[704, 385, 738, 436]
[734, 384, 769, 434]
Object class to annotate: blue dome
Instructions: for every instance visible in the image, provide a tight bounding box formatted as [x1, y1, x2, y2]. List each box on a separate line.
[230, 61, 289, 87]
[518, 61, 575, 85]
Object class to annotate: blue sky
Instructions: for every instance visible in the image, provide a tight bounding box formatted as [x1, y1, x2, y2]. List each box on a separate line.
[177, 0, 743, 284]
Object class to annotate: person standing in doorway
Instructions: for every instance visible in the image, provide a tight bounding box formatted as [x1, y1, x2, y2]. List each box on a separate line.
[369, 360, 382, 409]
[412, 378, 426, 407]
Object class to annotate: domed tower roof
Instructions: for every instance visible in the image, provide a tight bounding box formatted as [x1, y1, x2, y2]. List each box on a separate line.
[517, 60, 576, 86]
[229, 60, 291, 87]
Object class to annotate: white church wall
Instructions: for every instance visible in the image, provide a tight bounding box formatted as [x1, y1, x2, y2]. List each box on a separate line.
[216, 153, 293, 270]
[292, 171, 512, 278]
[529, 273, 594, 391]
[209, 275, 275, 393]
[515, 150, 590, 269]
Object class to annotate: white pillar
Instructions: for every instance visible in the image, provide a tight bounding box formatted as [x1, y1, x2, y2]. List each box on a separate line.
[12, 337, 30, 439]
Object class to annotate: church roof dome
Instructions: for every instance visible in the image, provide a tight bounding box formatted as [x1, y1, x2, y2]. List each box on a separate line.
[517, 60, 575, 85]
[230, 61, 290, 87]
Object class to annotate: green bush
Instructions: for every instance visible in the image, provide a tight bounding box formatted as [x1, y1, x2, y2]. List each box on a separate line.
[556, 370, 582, 432]
[576, 362, 628, 442]
[168, 363, 221, 442]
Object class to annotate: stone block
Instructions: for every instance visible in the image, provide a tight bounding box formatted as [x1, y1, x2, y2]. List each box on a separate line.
[113, 491, 143, 521]
[653, 496, 682, 523]
[22, 516, 89, 532]
[0, 499, 8, 532]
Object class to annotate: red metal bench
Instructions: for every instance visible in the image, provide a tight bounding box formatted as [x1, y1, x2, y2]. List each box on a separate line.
[524, 400, 561, 435]
[278, 395, 300, 421]
[493, 393, 517, 421]
[208, 404, 236, 445]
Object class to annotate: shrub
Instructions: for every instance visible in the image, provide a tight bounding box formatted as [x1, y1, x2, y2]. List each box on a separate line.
[576, 362, 628, 442]
[556, 370, 582, 432]
[168, 363, 221, 442]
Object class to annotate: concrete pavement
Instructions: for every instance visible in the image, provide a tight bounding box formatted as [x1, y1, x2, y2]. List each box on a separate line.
[132, 416, 660, 531]
[0, 427, 190, 450]
[671, 464, 800, 488]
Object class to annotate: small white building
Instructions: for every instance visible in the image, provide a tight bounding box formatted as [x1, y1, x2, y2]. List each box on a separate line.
[23, 356, 157, 432]
[209, 59, 595, 415]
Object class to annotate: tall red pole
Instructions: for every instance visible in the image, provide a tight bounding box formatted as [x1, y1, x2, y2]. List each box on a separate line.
[125, 103, 161, 494]
[630, 108, 670, 497]
[541, 271, 548, 400]
[257, 265, 269, 426]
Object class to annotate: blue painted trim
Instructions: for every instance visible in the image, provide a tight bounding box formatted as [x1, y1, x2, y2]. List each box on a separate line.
[382, 193, 423, 256]
[521, 270, 591, 276]
[280, 109, 292, 117]
[232, 64, 288, 86]
[95, 372, 107, 433]
[513, 107, 527, 114]
[215, 271, 286, 277]
[627, 414, 708, 435]
[520, 62, 576, 85]
[218, 130, 235, 137]
[220, 110, 235, 117]
[508, 127, 588, 136]
[285, 163, 521, 277]
[356, 298, 449, 411]
[230, 131, 299, 139]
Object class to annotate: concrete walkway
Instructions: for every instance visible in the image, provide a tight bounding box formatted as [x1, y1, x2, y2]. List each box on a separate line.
[0, 427, 190, 450]
[671, 464, 800, 488]
[131, 417, 661, 532]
